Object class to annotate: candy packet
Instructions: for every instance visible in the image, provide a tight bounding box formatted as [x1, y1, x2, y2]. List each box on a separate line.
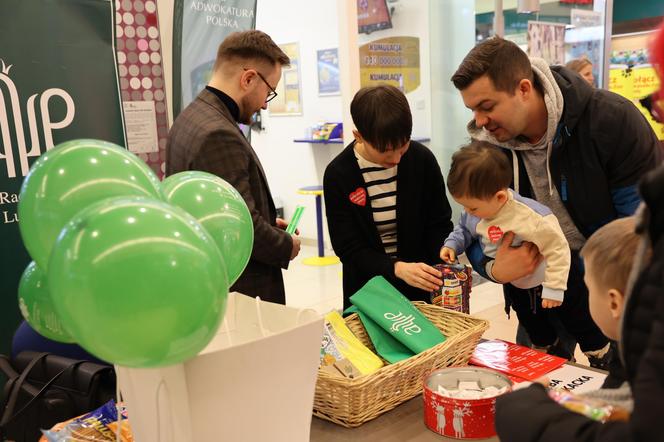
[548, 390, 629, 422]
[41, 399, 134, 442]
[320, 310, 384, 377]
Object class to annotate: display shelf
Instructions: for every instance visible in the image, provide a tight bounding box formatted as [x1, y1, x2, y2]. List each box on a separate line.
[293, 137, 429, 144]
[293, 138, 344, 144]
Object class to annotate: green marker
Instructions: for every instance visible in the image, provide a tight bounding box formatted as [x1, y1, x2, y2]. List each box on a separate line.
[286, 206, 305, 234]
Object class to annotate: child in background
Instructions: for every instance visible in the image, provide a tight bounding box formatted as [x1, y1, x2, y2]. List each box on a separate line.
[440, 141, 608, 363]
[577, 216, 645, 408]
[581, 217, 640, 347]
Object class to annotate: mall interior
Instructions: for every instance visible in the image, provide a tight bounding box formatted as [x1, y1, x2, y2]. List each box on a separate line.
[1, 0, 663, 440]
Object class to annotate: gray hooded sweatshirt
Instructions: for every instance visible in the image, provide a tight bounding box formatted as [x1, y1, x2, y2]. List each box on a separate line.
[467, 58, 586, 251]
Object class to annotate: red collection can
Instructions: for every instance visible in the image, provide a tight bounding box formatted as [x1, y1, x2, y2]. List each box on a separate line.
[423, 367, 512, 439]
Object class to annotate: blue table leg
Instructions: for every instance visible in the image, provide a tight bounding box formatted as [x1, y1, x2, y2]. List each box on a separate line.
[315, 194, 324, 257]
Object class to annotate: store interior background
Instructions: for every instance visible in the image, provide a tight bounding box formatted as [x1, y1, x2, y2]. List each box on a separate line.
[0, 5, 661, 420]
[3, 0, 659, 356]
[148, 0, 664, 323]
[158, 0, 663, 255]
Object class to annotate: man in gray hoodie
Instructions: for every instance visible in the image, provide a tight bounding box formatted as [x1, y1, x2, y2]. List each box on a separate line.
[451, 36, 661, 368]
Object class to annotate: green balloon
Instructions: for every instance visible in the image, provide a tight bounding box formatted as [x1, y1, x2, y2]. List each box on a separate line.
[18, 261, 74, 343]
[18, 139, 163, 271]
[48, 197, 228, 368]
[162, 171, 254, 285]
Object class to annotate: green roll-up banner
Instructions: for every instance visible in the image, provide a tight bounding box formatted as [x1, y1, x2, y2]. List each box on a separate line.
[0, 0, 125, 356]
[172, 0, 257, 117]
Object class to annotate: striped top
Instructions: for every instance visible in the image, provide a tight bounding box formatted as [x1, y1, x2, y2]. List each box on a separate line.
[354, 149, 398, 258]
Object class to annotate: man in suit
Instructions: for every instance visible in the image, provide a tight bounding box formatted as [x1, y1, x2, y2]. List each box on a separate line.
[166, 30, 300, 304]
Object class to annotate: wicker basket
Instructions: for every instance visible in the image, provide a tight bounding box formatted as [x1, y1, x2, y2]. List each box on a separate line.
[313, 302, 489, 427]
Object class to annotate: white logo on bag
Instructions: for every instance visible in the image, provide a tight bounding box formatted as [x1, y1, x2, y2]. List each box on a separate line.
[383, 312, 421, 335]
[0, 58, 76, 178]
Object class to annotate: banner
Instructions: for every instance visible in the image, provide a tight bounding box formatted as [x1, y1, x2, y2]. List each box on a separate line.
[0, 0, 125, 355]
[609, 66, 664, 140]
[527, 21, 566, 65]
[609, 31, 663, 140]
[172, 0, 257, 118]
[115, 0, 169, 178]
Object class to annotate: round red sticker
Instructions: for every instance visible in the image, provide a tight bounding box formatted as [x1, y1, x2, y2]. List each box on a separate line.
[488, 225, 503, 243]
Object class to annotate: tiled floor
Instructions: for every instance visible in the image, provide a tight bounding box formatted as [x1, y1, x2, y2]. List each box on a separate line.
[284, 245, 589, 365]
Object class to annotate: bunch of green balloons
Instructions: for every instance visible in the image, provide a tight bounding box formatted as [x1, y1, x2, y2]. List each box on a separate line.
[17, 139, 254, 367]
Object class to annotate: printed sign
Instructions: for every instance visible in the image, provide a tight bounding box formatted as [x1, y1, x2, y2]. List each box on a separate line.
[317, 48, 340, 95]
[269, 42, 303, 115]
[359, 36, 421, 93]
[0, 0, 125, 354]
[470, 339, 567, 381]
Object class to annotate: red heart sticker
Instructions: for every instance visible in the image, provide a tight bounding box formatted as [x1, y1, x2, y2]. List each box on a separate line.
[488, 225, 503, 243]
[349, 187, 367, 207]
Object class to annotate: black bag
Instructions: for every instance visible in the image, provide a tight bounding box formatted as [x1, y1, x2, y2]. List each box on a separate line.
[0, 351, 116, 442]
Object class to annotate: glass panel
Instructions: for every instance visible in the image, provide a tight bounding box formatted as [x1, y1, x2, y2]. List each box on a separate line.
[474, 0, 609, 88]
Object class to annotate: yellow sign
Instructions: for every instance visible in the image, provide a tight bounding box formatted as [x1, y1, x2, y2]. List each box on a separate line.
[269, 42, 302, 115]
[359, 36, 420, 93]
[609, 65, 664, 140]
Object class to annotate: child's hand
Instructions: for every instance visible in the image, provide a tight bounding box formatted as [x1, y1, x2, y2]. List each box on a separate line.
[542, 299, 562, 308]
[439, 247, 456, 263]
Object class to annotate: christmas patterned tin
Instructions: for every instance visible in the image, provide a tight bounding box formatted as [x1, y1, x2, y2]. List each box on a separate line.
[423, 367, 512, 439]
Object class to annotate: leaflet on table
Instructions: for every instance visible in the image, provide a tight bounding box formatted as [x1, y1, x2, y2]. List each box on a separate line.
[469, 339, 566, 381]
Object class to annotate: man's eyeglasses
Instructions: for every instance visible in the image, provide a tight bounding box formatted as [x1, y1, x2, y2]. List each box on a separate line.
[243, 68, 278, 103]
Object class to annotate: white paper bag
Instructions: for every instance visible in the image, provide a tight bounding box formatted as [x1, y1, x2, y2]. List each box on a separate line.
[116, 292, 325, 442]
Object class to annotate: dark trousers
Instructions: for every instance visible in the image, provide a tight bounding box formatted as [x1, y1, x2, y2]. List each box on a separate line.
[504, 251, 608, 353]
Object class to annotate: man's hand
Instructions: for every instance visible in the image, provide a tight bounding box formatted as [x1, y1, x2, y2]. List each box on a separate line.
[394, 262, 443, 292]
[542, 299, 562, 308]
[440, 246, 457, 263]
[290, 236, 301, 260]
[490, 231, 543, 283]
[276, 217, 299, 235]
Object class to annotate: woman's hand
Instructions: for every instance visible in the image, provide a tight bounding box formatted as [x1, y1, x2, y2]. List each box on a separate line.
[394, 261, 443, 292]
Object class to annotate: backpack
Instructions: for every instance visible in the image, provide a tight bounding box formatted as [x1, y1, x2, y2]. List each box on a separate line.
[0, 351, 115, 442]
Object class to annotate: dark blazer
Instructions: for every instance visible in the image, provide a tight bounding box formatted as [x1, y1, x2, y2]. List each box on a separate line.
[323, 140, 453, 309]
[166, 89, 292, 304]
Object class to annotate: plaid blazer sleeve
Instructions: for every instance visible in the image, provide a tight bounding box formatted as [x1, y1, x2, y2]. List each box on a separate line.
[192, 128, 292, 269]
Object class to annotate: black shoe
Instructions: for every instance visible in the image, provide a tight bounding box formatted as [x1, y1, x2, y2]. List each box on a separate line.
[548, 339, 575, 361]
[586, 345, 613, 371]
